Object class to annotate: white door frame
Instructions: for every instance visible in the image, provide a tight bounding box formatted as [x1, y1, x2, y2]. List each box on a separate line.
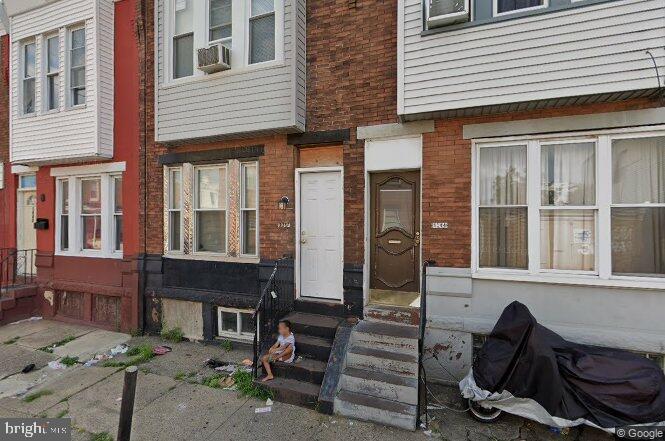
[295, 166, 345, 304]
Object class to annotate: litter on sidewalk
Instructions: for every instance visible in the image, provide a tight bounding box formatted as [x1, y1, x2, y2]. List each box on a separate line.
[153, 345, 172, 355]
[255, 406, 272, 413]
[109, 344, 129, 356]
[47, 361, 66, 370]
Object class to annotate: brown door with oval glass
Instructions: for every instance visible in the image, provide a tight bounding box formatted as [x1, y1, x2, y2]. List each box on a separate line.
[370, 171, 420, 307]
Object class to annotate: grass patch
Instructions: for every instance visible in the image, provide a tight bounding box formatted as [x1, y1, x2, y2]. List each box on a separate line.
[38, 335, 76, 353]
[55, 409, 68, 419]
[90, 432, 113, 441]
[129, 328, 142, 337]
[220, 340, 233, 352]
[174, 371, 186, 381]
[160, 327, 184, 343]
[24, 389, 54, 403]
[201, 373, 225, 389]
[102, 344, 154, 368]
[3, 336, 19, 345]
[60, 356, 79, 367]
[233, 370, 273, 400]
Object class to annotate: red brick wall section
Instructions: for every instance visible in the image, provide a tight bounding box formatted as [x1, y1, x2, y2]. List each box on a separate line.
[422, 97, 663, 268]
[306, 0, 399, 265]
[0, 34, 14, 250]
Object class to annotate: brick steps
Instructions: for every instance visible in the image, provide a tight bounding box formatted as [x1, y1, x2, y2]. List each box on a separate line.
[0, 284, 39, 325]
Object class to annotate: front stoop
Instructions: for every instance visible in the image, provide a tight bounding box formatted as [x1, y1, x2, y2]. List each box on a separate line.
[0, 284, 39, 325]
[334, 319, 420, 431]
[256, 309, 344, 410]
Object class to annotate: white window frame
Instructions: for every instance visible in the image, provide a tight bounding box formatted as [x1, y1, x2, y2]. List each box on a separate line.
[492, 0, 548, 17]
[165, 0, 284, 83]
[425, 0, 471, 29]
[55, 172, 123, 259]
[67, 25, 86, 108]
[240, 161, 259, 257]
[217, 306, 254, 341]
[193, 164, 229, 256]
[247, 0, 276, 65]
[56, 178, 70, 252]
[112, 175, 123, 252]
[44, 33, 61, 112]
[472, 126, 665, 289]
[166, 167, 185, 254]
[21, 40, 36, 115]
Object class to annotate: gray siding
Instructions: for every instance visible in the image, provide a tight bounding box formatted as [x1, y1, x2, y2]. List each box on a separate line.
[400, 0, 665, 117]
[155, 0, 306, 144]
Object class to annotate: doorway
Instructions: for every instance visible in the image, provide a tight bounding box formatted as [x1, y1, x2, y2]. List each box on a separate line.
[17, 174, 37, 275]
[296, 168, 344, 301]
[369, 171, 421, 307]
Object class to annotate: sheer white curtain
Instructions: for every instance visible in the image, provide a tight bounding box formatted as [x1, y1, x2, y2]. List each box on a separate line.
[540, 143, 596, 271]
[478, 145, 528, 269]
[612, 136, 665, 276]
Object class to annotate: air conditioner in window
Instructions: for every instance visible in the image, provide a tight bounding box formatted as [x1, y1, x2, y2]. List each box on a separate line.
[427, 0, 470, 28]
[197, 43, 231, 74]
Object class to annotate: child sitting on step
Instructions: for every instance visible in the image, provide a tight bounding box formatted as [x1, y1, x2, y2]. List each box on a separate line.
[261, 320, 296, 382]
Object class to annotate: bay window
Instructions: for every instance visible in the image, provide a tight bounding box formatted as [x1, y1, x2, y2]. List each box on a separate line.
[69, 27, 86, 106]
[165, 160, 259, 259]
[474, 130, 665, 282]
[55, 168, 124, 258]
[22, 41, 36, 114]
[167, 0, 282, 81]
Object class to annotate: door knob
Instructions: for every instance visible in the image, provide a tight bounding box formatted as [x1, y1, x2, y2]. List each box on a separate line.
[300, 232, 307, 244]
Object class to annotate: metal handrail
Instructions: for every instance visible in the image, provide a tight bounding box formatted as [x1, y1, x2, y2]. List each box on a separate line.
[417, 260, 435, 429]
[0, 249, 37, 293]
[252, 258, 294, 378]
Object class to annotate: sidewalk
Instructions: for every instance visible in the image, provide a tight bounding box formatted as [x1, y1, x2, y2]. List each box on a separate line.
[0, 319, 611, 441]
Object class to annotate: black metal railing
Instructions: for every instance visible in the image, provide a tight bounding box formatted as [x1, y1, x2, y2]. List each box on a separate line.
[252, 258, 294, 378]
[0, 249, 37, 293]
[417, 260, 435, 429]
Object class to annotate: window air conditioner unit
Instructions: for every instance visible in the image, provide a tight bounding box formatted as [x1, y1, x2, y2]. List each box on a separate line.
[427, 0, 470, 29]
[197, 43, 231, 74]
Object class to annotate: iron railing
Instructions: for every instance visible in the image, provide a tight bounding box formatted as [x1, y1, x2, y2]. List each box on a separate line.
[0, 249, 37, 293]
[252, 258, 294, 378]
[417, 260, 435, 429]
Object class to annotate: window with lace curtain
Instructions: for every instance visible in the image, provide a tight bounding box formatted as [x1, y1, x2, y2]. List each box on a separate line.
[475, 131, 665, 280]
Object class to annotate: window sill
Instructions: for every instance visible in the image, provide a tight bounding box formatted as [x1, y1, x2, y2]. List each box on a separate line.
[164, 253, 260, 264]
[161, 59, 285, 90]
[472, 271, 665, 290]
[55, 250, 123, 260]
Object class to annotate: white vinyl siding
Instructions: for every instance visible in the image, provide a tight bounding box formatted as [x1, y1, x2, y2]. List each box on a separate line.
[9, 0, 114, 165]
[399, 0, 665, 117]
[156, 0, 305, 143]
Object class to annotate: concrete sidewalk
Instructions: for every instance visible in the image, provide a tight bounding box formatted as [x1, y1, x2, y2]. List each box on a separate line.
[0, 319, 611, 441]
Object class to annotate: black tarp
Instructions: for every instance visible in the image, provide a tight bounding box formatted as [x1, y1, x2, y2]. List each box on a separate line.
[472, 301, 665, 429]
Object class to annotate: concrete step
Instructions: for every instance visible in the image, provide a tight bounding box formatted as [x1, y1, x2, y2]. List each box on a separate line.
[270, 358, 327, 385]
[339, 367, 418, 405]
[365, 305, 420, 327]
[335, 389, 417, 431]
[294, 299, 348, 318]
[297, 334, 333, 362]
[351, 320, 419, 353]
[347, 345, 418, 378]
[0, 297, 16, 310]
[283, 312, 342, 339]
[257, 377, 320, 410]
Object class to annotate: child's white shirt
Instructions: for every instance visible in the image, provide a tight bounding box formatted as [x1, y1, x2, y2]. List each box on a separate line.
[276, 333, 296, 363]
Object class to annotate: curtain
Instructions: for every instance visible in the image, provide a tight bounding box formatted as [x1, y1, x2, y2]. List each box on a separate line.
[541, 143, 595, 206]
[479, 145, 527, 206]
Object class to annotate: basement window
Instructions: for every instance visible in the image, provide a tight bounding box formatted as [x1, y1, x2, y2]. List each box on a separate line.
[217, 307, 254, 340]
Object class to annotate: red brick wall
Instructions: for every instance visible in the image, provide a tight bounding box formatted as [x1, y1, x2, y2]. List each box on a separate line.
[422, 97, 663, 268]
[0, 35, 14, 251]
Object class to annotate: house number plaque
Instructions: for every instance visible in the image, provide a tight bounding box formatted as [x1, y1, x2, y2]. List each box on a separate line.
[278, 222, 291, 229]
[432, 222, 449, 229]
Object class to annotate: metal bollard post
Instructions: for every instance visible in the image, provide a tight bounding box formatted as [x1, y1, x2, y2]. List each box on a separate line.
[117, 366, 138, 441]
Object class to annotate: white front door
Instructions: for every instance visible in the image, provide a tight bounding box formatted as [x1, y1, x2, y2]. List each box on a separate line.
[298, 169, 343, 300]
[17, 180, 37, 275]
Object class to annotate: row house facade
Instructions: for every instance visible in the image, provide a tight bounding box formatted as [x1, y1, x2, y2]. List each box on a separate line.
[0, 0, 143, 331]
